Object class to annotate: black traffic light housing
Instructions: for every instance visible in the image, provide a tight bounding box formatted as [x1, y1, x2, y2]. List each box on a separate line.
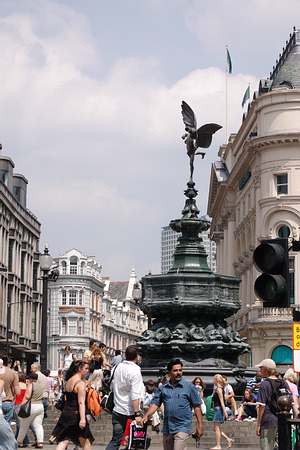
[253, 238, 289, 307]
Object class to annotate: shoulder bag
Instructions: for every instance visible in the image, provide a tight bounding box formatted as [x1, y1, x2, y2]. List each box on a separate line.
[100, 365, 118, 413]
[18, 385, 33, 418]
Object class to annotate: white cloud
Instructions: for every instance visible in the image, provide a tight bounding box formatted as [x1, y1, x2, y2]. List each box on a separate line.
[0, 1, 260, 278]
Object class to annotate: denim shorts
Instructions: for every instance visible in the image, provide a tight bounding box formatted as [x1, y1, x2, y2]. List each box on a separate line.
[213, 406, 224, 423]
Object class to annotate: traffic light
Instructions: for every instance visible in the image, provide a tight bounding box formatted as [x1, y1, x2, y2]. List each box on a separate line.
[253, 238, 289, 307]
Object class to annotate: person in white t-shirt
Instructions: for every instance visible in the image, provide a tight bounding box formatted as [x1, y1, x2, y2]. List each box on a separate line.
[223, 376, 238, 417]
[105, 345, 144, 450]
[63, 346, 74, 372]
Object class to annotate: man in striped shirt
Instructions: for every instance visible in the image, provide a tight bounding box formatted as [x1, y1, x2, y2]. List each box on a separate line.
[247, 368, 262, 400]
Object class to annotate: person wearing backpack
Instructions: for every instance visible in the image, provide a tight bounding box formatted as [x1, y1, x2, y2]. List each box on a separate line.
[256, 358, 290, 450]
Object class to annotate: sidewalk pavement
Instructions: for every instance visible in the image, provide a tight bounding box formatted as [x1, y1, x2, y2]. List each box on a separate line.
[42, 446, 260, 450]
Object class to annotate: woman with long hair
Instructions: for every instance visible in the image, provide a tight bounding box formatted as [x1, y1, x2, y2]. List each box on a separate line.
[236, 388, 257, 421]
[192, 376, 205, 399]
[52, 360, 94, 450]
[89, 348, 103, 392]
[284, 368, 300, 418]
[210, 374, 233, 450]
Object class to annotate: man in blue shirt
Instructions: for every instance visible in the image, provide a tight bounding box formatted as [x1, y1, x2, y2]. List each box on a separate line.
[142, 359, 203, 450]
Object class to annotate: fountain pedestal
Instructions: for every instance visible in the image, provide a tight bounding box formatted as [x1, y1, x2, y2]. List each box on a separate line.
[137, 181, 252, 383]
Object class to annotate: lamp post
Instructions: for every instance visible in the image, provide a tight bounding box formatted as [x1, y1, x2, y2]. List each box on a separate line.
[0, 266, 10, 357]
[39, 245, 53, 373]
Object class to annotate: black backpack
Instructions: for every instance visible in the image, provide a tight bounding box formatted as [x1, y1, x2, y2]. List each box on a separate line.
[266, 378, 290, 416]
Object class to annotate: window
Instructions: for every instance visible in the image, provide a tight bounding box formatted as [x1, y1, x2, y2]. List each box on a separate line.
[69, 290, 77, 305]
[62, 290, 67, 305]
[32, 304, 37, 340]
[289, 257, 295, 305]
[33, 262, 38, 291]
[0, 170, 8, 185]
[70, 256, 78, 275]
[8, 239, 14, 272]
[61, 261, 67, 275]
[80, 262, 85, 275]
[21, 252, 25, 282]
[78, 319, 84, 335]
[79, 291, 83, 306]
[276, 174, 288, 195]
[61, 317, 67, 335]
[68, 318, 77, 335]
[13, 186, 21, 202]
[271, 345, 292, 364]
[278, 225, 290, 238]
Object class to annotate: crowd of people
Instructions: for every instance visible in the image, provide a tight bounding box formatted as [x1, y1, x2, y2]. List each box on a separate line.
[0, 344, 298, 450]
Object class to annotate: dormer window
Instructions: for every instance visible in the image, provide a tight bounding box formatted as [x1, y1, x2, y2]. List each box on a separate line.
[61, 261, 67, 275]
[70, 256, 78, 275]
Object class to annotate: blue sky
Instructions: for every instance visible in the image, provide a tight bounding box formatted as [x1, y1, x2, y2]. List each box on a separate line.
[0, 0, 299, 278]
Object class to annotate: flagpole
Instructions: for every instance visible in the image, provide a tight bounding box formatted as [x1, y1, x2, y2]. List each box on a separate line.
[225, 46, 229, 143]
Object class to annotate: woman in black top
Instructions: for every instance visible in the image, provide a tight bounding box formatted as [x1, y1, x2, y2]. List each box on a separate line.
[52, 360, 94, 450]
[211, 374, 233, 450]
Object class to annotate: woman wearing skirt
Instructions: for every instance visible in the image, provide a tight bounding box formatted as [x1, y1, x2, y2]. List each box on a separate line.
[211, 374, 234, 450]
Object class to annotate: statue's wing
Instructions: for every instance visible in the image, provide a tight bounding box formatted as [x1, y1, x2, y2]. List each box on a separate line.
[181, 101, 197, 131]
[196, 123, 222, 148]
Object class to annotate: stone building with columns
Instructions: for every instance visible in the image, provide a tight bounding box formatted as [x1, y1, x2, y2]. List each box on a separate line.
[102, 269, 148, 357]
[208, 29, 300, 367]
[47, 249, 104, 369]
[0, 149, 42, 367]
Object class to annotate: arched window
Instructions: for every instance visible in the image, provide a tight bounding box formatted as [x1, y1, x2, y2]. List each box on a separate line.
[70, 256, 78, 275]
[61, 261, 67, 275]
[277, 225, 290, 238]
[271, 345, 292, 364]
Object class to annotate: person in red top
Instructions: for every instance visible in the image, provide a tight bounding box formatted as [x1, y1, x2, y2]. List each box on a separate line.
[15, 373, 26, 406]
[15, 373, 29, 446]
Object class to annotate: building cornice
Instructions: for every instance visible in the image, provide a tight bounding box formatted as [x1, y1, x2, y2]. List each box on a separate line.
[49, 275, 104, 292]
[258, 195, 300, 208]
[0, 182, 40, 236]
[245, 133, 300, 151]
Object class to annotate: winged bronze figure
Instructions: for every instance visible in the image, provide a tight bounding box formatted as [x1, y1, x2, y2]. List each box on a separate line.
[181, 101, 222, 181]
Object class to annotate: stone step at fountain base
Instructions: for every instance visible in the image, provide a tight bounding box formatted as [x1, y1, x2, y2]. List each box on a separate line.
[37, 409, 260, 448]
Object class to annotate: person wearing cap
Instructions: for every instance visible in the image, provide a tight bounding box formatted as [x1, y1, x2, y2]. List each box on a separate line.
[255, 358, 289, 450]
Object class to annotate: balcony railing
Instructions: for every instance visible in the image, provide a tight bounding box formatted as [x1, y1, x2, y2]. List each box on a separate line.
[228, 304, 293, 331]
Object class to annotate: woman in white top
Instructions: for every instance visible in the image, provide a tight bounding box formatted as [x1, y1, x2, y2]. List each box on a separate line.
[0, 378, 18, 449]
[63, 346, 74, 372]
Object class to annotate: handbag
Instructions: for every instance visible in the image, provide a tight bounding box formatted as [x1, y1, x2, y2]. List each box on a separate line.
[54, 392, 65, 412]
[18, 385, 33, 418]
[100, 366, 118, 413]
[54, 382, 66, 412]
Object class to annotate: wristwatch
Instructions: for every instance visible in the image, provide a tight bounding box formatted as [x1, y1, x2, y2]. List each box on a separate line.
[134, 410, 143, 417]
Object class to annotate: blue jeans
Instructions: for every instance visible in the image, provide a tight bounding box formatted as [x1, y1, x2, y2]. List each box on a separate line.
[2, 401, 14, 423]
[105, 411, 133, 450]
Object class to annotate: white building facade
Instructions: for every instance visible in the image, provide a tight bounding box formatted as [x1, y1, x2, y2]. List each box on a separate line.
[207, 29, 300, 367]
[48, 249, 104, 369]
[0, 150, 42, 368]
[102, 269, 148, 356]
[161, 224, 217, 274]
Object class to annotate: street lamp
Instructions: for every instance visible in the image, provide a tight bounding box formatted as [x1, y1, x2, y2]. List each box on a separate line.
[39, 245, 53, 373]
[0, 266, 9, 357]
